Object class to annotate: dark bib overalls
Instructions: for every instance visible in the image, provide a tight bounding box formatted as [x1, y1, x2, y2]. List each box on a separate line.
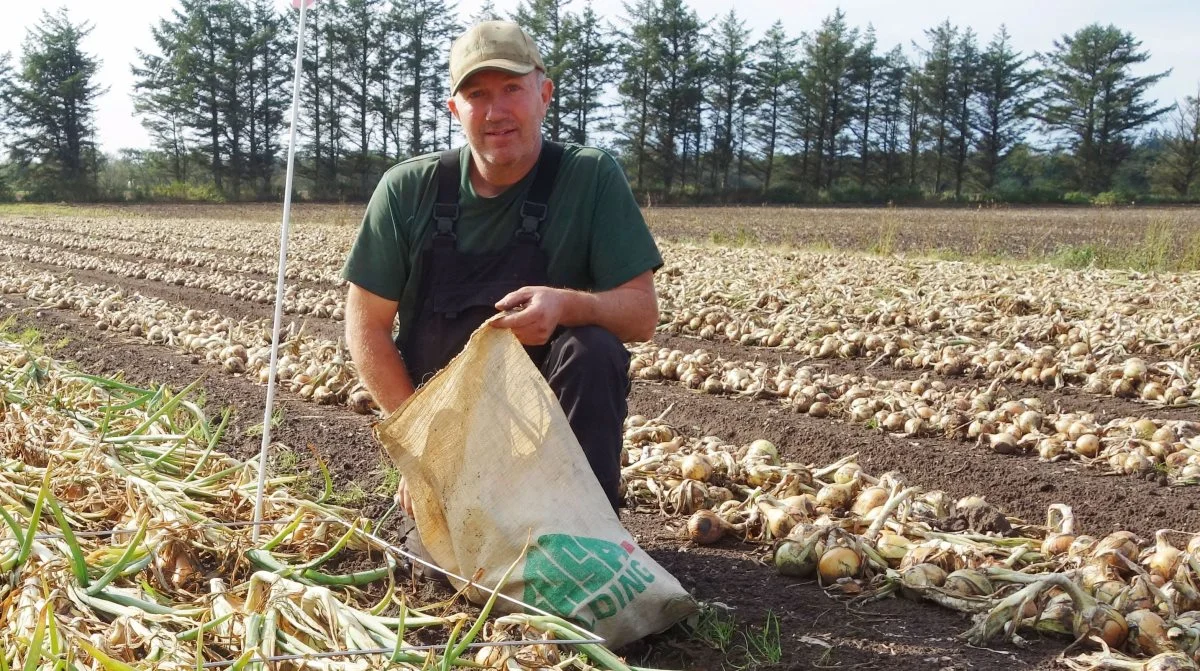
[397, 142, 629, 511]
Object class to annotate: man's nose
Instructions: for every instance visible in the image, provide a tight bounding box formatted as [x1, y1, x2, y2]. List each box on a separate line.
[484, 100, 509, 121]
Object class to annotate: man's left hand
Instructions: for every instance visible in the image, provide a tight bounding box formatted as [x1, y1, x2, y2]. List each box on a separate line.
[492, 286, 567, 345]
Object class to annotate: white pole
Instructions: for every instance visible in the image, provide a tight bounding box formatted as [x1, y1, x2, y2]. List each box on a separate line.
[252, 0, 310, 542]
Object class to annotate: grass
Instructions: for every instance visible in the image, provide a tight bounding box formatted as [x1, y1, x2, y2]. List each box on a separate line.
[330, 481, 367, 507]
[245, 406, 285, 438]
[647, 206, 1200, 272]
[1050, 219, 1200, 272]
[686, 607, 783, 670]
[374, 466, 402, 496]
[739, 611, 782, 667]
[690, 605, 738, 654]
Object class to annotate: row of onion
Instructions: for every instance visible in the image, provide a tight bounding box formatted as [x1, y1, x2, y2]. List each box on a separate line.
[628, 343, 1200, 484]
[620, 414, 1200, 669]
[0, 337, 636, 670]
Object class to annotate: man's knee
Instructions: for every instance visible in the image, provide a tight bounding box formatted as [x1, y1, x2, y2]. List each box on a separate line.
[548, 326, 629, 376]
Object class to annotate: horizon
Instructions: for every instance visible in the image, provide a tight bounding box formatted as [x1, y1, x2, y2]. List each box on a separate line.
[1, 0, 1197, 155]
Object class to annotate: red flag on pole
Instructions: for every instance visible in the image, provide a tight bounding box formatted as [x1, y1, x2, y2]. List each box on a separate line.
[291, 0, 315, 8]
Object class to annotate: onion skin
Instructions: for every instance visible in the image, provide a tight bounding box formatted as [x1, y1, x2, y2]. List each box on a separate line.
[1148, 529, 1182, 581]
[1125, 609, 1176, 657]
[1041, 533, 1075, 556]
[817, 546, 863, 584]
[1142, 653, 1197, 671]
[687, 510, 733, 545]
[775, 530, 824, 578]
[851, 486, 888, 516]
[1074, 602, 1128, 650]
[943, 569, 992, 597]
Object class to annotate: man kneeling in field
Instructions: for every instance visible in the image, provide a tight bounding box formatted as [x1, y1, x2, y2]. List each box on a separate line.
[341, 20, 662, 519]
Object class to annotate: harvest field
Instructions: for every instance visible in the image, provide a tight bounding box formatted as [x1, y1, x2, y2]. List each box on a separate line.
[3, 203, 1200, 670]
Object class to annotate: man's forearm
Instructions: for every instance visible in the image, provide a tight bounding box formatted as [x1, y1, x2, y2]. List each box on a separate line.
[558, 285, 658, 342]
[348, 327, 415, 415]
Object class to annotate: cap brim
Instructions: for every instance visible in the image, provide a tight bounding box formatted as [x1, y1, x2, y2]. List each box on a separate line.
[452, 59, 537, 94]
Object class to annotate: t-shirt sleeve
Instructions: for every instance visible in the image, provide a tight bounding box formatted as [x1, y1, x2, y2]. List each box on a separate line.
[588, 151, 663, 291]
[341, 170, 409, 301]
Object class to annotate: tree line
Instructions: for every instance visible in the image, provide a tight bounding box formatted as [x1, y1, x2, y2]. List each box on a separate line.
[0, 2, 1198, 204]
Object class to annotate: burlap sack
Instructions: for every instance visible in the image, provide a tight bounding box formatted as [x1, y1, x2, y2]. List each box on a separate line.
[376, 323, 697, 648]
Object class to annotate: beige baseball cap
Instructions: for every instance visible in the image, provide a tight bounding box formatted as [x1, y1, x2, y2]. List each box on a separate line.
[450, 21, 545, 94]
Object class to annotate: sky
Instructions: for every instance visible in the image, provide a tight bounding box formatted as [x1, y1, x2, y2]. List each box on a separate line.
[1, 0, 1197, 154]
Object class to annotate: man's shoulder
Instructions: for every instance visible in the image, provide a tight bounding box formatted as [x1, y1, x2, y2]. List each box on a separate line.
[559, 143, 617, 168]
[378, 151, 444, 189]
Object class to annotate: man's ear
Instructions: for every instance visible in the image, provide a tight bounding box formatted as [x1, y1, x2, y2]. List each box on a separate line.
[447, 95, 459, 121]
[540, 76, 554, 109]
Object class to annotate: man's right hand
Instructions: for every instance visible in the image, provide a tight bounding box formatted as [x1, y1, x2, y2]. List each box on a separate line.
[395, 475, 414, 517]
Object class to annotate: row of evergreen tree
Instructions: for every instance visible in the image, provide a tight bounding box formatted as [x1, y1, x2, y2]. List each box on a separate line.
[0, 1, 1198, 203]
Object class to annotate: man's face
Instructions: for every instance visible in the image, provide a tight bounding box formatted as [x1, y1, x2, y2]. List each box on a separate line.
[449, 69, 553, 172]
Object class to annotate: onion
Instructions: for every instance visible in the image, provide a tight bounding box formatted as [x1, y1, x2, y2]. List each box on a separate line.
[1132, 418, 1159, 440]
[988, 432, 1018, 455]
[850, 486, 888, 516]
[1147, 530, 1182, 581]
[775, 529, 824, 578]
[874, 531, 912, 563]
[679, 454, 713, 482]
[899, 563, 947, 591]
[744, 439, 779, 465]
[1123, 357, 1148, 380]
[1041, 533, 1075, 556]
[833, 463, 862, 485]
[817, 546, 863, 584]
[1016, 410, 1044, 434]
[1036, 592, 1074, 636]
[687, 510, 735, 545]
[1074, 601, 1128, 649]
[1093, 530, 1140, 571]
[1074, 434, 1101, 458]
[815, 480, 858, 510]
[943, 569, 992, 597]
[757, 500, 803, 539]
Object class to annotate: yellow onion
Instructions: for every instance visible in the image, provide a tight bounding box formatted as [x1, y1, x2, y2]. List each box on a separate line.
[665, 480, 708, 515]
[1042, 533, 1076, 556]
[1036, 592, 1074, 636]
[1074, 434, 1101, 458]
[943, 569, 993, 597]
[1092, 579, 1125, 605]
[1074, 601, 1128, 649]
[815, 478, 859, 510]
[1132, 418, 1158, 440]
[775, 527, 824, 578]
[757, 500, 804, 539]
[833, 462, 862, 484]
[679, 454, 713, 482]
[988, 431, 1019, 455]
[1068, 535, 1098, 560]
[687, 510, 736, 545]
[817, 546, 863, 584]
[1094, 530, 1140, 571]
[744, 439, 779, 465]
[899, 563, 947, 591]
[850, 486, 888, 516]
[1148, 530, 1182, 581]
[1188, 535, 1200, 555]
[874, 531, 912, 563]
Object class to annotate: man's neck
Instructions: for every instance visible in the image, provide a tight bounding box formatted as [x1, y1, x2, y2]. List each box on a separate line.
[468, 137, 543, 198]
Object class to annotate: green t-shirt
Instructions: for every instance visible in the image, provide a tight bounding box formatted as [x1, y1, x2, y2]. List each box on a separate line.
[341, 143, 663, 343]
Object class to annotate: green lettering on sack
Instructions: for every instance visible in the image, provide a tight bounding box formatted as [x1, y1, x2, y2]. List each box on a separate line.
[523, 534, 657, 623]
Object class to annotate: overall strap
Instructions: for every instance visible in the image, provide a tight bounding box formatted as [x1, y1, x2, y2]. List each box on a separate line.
[517, 140, 565, 242]
[432, 148, 461, 241]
